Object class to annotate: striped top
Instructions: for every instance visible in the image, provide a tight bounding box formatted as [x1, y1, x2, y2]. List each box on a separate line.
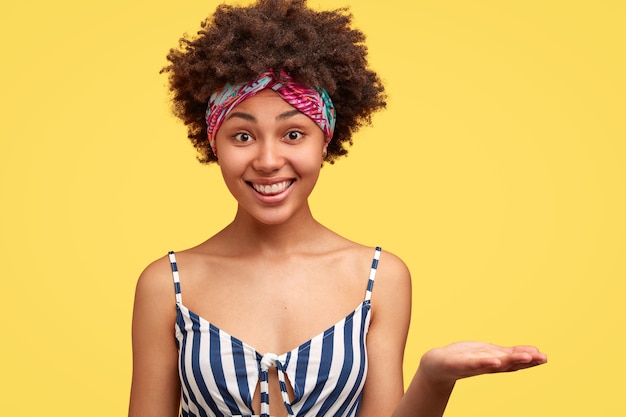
[168, 247, 382, 417]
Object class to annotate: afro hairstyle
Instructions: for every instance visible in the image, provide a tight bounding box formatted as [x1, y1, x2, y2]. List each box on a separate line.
[162, 0, 386, 164]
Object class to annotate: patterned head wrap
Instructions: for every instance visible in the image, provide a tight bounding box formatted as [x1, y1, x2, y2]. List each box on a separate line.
[205, 69, 336, 157]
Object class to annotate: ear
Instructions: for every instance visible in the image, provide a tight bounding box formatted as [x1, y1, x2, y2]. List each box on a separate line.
[322, 143, 329, 158]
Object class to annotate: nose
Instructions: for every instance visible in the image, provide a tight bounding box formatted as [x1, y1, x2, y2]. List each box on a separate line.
[252, 139, 285, 173]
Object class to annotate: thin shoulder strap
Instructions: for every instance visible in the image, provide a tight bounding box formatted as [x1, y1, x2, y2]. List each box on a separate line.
[168, 251, 182, 305]
[364, 246, 382, 301]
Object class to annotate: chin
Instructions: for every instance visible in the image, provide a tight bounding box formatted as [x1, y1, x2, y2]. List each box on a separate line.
[253, 213, 295, 226]
[242, 204, 309, 227]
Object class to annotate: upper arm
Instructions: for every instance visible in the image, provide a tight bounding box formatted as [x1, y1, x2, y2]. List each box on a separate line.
[358, 250, 412, 417]
[128, 257, 181, 417]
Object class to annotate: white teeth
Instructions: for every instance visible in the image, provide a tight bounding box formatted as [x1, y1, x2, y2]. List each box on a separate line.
[252, 181, 291, 195]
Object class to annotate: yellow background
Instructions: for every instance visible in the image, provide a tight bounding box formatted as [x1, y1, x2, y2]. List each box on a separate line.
[1, 0, 624, 415]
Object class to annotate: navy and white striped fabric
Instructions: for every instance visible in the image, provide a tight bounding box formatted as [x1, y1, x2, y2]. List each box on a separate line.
[168, 247, 382, 417]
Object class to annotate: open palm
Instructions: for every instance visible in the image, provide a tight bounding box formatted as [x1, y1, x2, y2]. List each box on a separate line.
[420, 341, 548, 384]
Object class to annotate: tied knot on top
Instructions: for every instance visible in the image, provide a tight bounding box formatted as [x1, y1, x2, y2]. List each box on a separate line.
[260, 352, 280, 371]
[258, 352, 295, 416]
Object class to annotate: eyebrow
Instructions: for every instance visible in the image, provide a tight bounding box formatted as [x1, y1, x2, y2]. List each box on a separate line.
[226, 109, 303, 122]
[276, 109, 302, 120]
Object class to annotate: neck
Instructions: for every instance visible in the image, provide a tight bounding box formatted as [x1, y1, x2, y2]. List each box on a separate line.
[224, 205, 327, 255]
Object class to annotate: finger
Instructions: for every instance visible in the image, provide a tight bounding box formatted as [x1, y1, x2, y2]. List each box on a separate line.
[511, 350, 548, 364]
[496, 352, 548, 373]
[502, 360, 547, 373]
[511, 345, 542, 354]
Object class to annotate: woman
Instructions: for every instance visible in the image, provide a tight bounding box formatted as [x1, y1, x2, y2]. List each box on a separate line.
[129, 1, 547, 416]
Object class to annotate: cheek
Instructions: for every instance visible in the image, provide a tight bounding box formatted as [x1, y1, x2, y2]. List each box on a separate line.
[293, 153, 323, 179]
[218, 156, 245, 186]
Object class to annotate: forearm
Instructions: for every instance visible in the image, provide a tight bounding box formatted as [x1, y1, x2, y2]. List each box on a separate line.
[392, 367, 455, 417]
[391, 341, 547, 417]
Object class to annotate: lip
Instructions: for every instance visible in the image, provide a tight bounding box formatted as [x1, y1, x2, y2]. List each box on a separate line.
[246, 178, 295, 204]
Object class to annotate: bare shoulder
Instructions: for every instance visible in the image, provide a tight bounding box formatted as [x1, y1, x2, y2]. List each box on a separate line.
[330, 241, 411, 305]
[368, 247, 412, 329]
[131, 254, 179, 355]
[135, 245, 215, 293]
[375, 248, 412, 294]
[134, 254, 177, 309]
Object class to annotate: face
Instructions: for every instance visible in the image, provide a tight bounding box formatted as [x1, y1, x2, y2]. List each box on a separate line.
[214, 89, 328, 226]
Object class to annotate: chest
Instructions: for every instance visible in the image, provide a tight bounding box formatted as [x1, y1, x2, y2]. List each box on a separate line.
[178, 258, 368, 354]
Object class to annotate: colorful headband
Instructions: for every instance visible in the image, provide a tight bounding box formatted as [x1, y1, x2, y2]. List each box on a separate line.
[205, 69, 336, 157]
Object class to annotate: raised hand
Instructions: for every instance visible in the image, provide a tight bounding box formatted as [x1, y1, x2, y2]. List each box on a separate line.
[419, 341, 548, 385]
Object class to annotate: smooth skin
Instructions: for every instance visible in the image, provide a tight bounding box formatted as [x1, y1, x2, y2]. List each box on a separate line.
[129, 90, 547, 417]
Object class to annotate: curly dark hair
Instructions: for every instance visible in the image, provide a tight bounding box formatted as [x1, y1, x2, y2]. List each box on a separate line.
[161, 0, 386, 164]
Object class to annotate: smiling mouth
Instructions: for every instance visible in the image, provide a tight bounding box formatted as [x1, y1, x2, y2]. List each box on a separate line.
[249, 180, 294, 195]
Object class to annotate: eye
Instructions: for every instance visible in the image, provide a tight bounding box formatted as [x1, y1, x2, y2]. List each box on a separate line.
[234, 132, 253, 143]
[285, 130, 304, 141]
